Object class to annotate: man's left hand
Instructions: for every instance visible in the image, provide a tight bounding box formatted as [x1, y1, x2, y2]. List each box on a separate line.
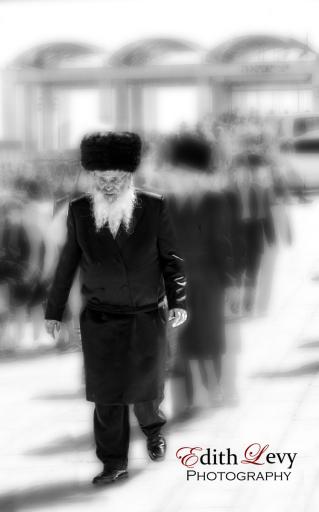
[168, 308, 187, 328]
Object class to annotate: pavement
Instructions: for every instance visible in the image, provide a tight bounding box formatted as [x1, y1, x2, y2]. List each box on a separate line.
[1, 199, 319, 512]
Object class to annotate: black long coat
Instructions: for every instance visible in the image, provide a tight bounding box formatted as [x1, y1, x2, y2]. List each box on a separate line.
[166, 192, 234, 358]
[45, 190, 186, 404]
[226, 186, 276, 284]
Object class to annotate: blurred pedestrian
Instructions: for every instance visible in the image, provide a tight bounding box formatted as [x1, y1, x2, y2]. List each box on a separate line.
[157, 132, 238, 413]
[227, 152, 276, 314]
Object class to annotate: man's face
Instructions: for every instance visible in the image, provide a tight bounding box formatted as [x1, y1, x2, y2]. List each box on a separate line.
[92, 170, 132, 201]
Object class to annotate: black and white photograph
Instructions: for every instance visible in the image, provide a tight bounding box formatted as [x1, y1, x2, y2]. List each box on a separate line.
[0, 0, 318, 511]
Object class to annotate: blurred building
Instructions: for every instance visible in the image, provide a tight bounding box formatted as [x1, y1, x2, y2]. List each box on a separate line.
[1, 34, 319, 151]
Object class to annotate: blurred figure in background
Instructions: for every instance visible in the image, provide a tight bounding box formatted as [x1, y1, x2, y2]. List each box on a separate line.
[0, 190, 44, 353]
[227, 152, 276, 315]
[151, 132, 238, 415]
[0, 161, 84, 355]
[0, 196, 26, 353]
[0, 174, 55, 353]
[19, 177, 53, 348]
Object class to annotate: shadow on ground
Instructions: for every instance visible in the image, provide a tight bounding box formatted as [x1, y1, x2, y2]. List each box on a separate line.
[25, 432, 95, 456]
[0, 348, 79, 365]
[0, 469, 144, 511]
[298, 339, 319, 350]
[25, 402, 215, 456]
[25, 423, 146, 456]
[32, 390, 85, 401]
[251, 361, 319, 379]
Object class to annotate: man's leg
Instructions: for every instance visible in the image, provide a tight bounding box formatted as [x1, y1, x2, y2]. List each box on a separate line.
[133, 397, 167, 461]
[92, 403, 130, 484]
[133, 398, 166, 437]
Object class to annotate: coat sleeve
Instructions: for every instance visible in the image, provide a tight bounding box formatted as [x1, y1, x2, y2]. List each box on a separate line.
[157, 197, 187, 311]
[45, 204, 81, 321]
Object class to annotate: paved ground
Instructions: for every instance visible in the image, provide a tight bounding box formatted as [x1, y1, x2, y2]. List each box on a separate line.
[1, 199, 319, 512]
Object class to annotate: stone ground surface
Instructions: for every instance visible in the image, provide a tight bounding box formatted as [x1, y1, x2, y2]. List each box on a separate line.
[1, 199, 319, 512]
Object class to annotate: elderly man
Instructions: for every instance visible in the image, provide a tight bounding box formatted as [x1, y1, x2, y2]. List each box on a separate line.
[45, 132, 187, 485]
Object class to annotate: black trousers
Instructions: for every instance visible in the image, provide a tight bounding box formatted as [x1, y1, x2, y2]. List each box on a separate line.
[94, 398, 166, 469]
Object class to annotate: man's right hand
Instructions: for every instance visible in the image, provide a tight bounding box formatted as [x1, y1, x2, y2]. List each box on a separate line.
[45, 320, 61, 339]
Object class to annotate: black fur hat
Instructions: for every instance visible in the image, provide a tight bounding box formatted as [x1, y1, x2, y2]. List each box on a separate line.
[163, 132, 213, 172]
[80, 131, 142, 172]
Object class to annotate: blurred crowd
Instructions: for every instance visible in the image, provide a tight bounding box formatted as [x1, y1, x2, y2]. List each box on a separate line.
[137, 113, 296, 413]
[0, 112, 299, 414]
[0, 157, 83, 354]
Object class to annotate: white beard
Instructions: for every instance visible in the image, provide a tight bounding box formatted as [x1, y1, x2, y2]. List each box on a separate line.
[90, 186, 136, 237]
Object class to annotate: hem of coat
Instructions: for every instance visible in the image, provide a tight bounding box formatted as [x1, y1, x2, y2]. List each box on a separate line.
[85, 392, 164, 405]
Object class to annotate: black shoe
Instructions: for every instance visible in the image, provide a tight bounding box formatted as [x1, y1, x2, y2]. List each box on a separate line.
[147, 434, 166, 461]
[92, 466, 128, 485]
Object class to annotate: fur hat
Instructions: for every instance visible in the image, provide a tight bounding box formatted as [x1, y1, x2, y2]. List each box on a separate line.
[80, 131, 142, 172]
[163, 132, 213, 172]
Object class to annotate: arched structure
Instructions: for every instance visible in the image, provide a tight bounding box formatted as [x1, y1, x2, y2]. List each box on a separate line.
[107, 38, 204, 135]
[205, 35, 319, 118]
[3, 42, 107, 151]
[207, 34, 316, 63]
[109, 37, 202, 66]
[11, 41, 106, 68]
[2, 34, 319, 151]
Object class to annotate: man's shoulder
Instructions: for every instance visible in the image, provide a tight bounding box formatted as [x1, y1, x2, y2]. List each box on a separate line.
[69, 194, 91, 211]
[136, 188, 163, 205]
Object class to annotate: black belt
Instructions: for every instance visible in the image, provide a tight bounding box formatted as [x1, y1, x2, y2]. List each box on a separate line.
[86, 300, 162, 315]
